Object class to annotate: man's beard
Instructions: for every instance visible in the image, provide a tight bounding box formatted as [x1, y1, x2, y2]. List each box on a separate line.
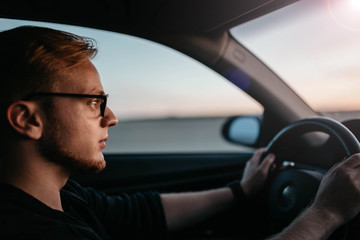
[38, 118, 106, 175]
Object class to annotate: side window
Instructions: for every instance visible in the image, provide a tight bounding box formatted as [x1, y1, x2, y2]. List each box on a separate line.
[94, 34, 264, 153]
[0, 19, 263, 153]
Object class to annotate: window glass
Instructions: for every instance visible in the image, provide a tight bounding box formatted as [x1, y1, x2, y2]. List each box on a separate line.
[231, 0, 360, 121]
[0, 18, 263, 153]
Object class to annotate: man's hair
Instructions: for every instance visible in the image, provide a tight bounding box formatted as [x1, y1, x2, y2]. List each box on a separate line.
[0, 26, 98, 145]
[0, 25, 97, 103]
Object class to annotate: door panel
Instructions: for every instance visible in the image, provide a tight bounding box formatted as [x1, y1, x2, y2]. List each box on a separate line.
[72, 152, 253, 195]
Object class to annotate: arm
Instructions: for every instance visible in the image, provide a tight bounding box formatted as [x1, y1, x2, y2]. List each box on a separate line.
[161, 148, 275, 231]
[267, 206, 340, 240]
[161, 186, 235, 231]
[269, 153, 360, 240]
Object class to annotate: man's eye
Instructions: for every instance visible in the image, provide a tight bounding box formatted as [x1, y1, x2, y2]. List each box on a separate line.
[89, 99, 101, 108]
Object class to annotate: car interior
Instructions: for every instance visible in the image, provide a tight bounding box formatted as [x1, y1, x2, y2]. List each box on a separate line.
[1, 0, 360, 239]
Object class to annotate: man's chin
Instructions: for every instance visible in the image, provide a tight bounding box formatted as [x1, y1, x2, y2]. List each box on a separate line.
[80, 158, 106, 174]
[93, 153, 106, 172]
[92, 158, 107, 173]
[64, 156, 106, 175]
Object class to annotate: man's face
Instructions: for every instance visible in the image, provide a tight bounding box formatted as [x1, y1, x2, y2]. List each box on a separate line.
[39, 60, 118, 174]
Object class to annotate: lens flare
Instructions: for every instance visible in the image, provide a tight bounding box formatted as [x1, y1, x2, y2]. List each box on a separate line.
[349, 0, 360, 9]
[327, 0, 360, 31]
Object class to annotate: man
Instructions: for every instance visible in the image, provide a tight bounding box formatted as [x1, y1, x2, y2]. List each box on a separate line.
[0, 26, 360, 240]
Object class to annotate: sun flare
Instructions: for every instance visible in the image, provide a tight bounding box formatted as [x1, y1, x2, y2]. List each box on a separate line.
[328, 0, 360, 31]
[349, 0, 360, 9]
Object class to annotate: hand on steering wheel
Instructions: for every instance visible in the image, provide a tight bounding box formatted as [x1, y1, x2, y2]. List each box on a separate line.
[263, 117, 360, 237]
[240, 148, 275, 198]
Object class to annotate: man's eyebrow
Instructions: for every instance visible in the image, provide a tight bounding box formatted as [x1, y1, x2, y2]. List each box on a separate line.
[88, 88, 105, 95]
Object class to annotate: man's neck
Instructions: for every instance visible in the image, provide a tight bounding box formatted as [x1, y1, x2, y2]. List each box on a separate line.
[10, 174, 67, 211]
[1, 156, 69, 211]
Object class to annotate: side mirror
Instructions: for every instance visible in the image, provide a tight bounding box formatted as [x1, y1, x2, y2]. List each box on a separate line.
[222, 116, 262, 146]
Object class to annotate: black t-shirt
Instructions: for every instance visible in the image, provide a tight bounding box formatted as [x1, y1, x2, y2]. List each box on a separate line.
[0, 180, 167, 239]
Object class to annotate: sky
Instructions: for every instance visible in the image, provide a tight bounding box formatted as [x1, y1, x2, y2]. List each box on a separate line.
[231, 0, 360, 112]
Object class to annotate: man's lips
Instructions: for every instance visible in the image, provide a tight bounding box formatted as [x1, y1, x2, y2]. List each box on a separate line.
[99, 136, 108, 149]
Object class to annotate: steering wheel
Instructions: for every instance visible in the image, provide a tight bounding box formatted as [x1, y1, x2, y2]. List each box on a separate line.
[263, 117, 360, 236]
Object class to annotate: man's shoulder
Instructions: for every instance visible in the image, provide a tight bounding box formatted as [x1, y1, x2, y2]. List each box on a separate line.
[0, 181, 105, 240]
[0, 215, 66, 239]
[0, 215, 101, 240]
[0, 183, 38, 210]
[0, 180, 90, 217]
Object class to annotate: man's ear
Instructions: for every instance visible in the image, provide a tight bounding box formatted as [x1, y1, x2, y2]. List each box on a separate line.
[6, 101, 44, 140]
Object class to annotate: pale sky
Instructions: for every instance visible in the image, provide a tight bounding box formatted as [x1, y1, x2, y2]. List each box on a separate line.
[231, 0, 360, 112]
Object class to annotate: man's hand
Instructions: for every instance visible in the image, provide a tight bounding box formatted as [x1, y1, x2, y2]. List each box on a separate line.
[241, 148, 275, 198]
[269, 153, 360, 240]
[311, 153, 360, 225]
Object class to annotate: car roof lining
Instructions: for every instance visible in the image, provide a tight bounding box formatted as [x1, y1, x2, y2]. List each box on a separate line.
[0, 0, 298, 35]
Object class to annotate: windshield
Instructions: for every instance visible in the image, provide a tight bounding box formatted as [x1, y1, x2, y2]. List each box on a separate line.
[231, 0, 360, 116]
